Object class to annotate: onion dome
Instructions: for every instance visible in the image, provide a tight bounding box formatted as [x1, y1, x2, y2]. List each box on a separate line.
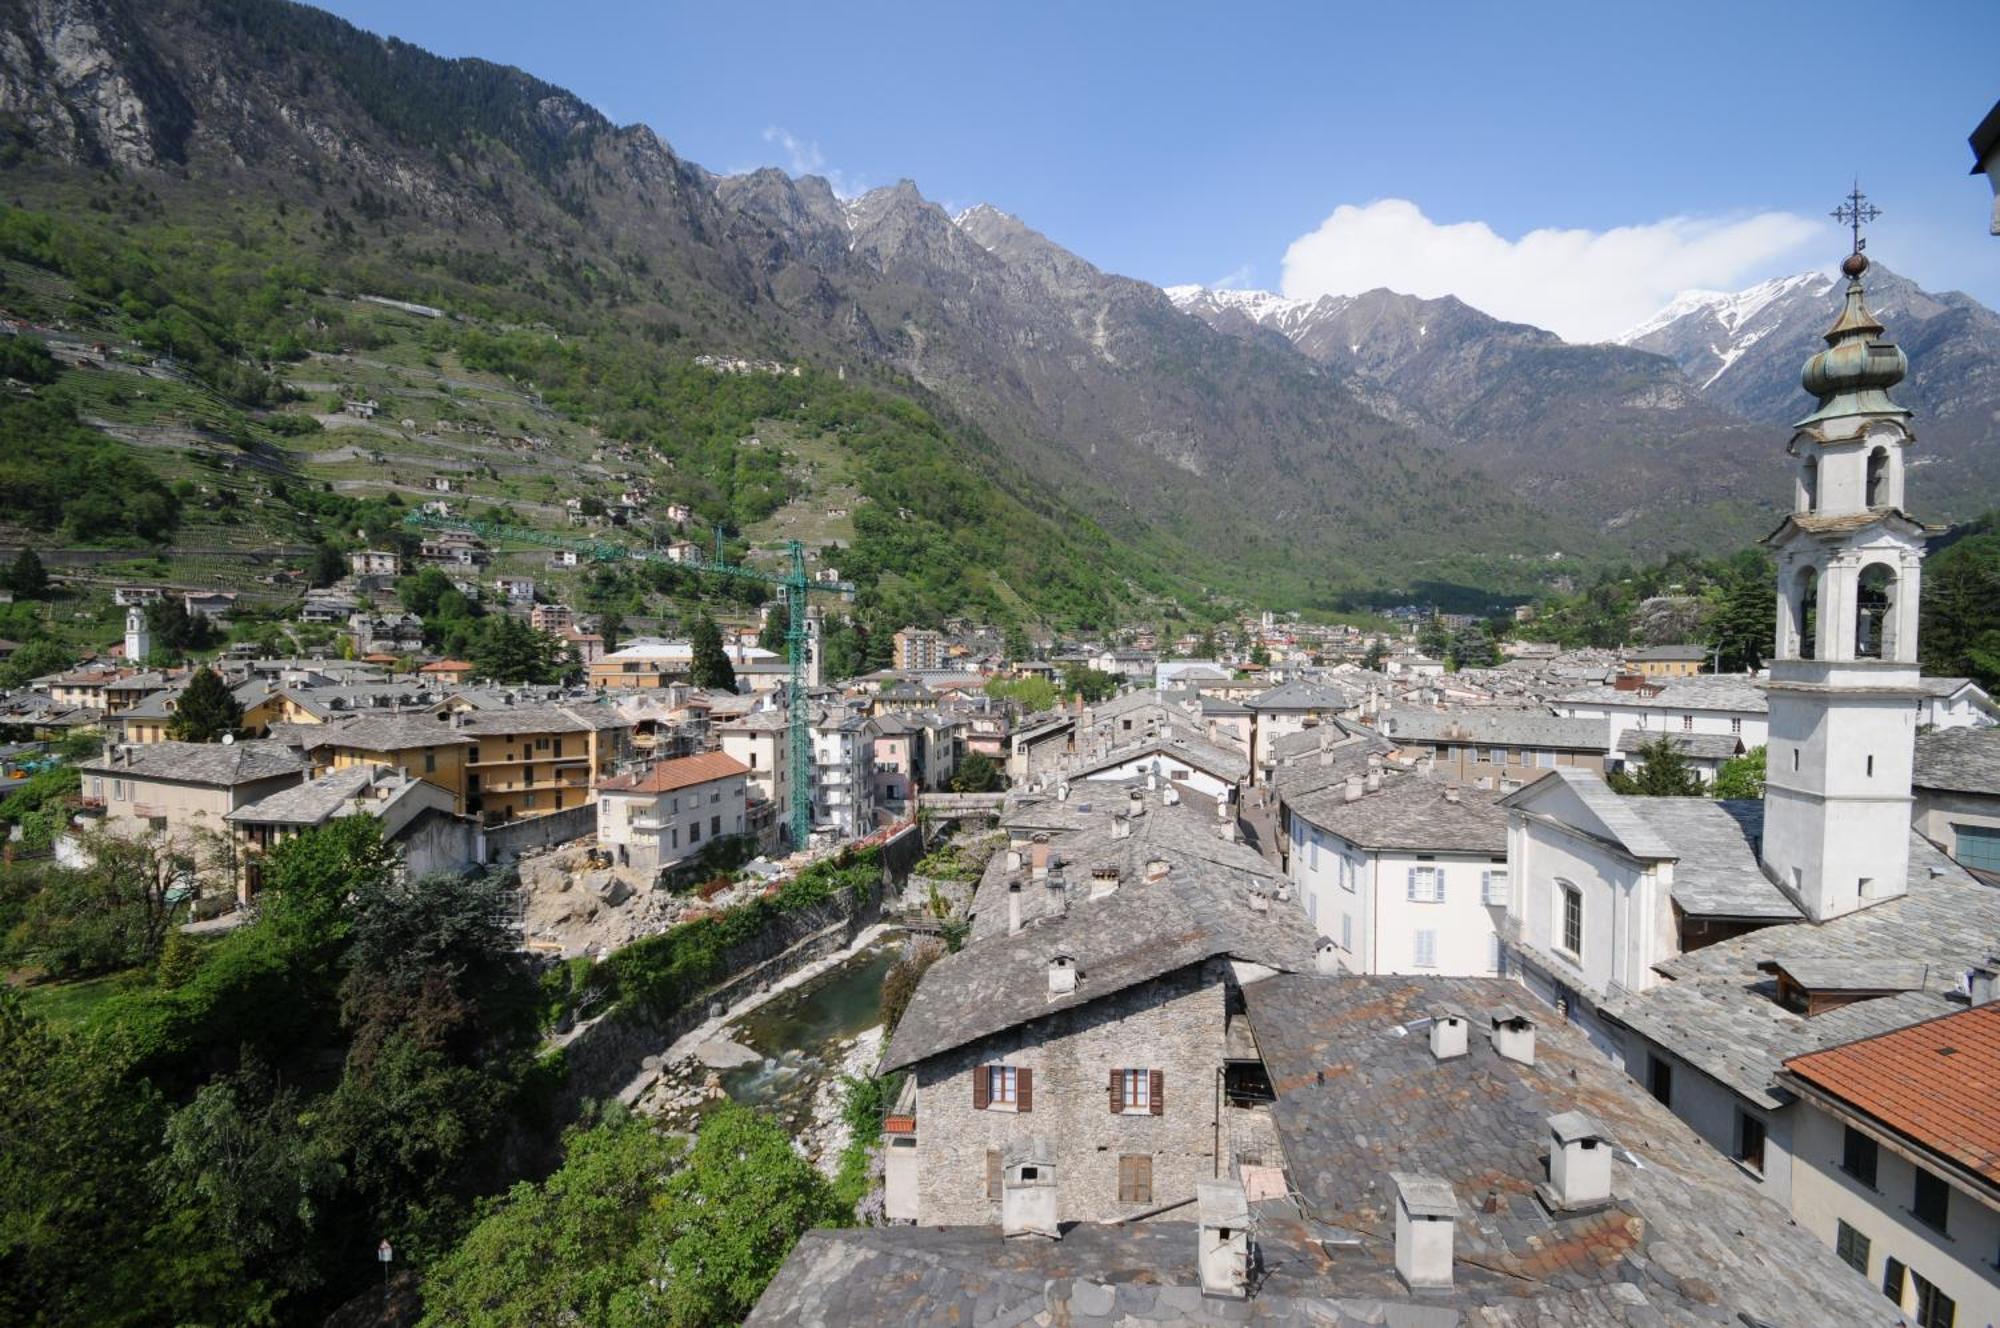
[1797, 251, 1909, 426]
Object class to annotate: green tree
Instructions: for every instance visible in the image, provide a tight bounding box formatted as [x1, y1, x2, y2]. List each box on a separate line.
[950, 751, 1002, 793]
[167, 666, 243, 742]
[1447, 624, 1499, 671]
[471, 614, 561, 684]
[1363, 640, 1389, 671]
[1707, 558, 1774, 674]
[1921, 525, 2000, 691]
[0, 638, 72, 688]
[10, 832, 198, 977]
[308, 542, 346, 589]
[757, 601, 790, 654]
[986, 675, 1058, 713]
[880, 939, 943, 1036]
[4, 547, 48, 599]
[1003, 622, 1031, 661]
[1713, 745, 1766, 800]
[689, 613, 736, 692]
[1416, 619, 1450, 659]
[1607, 737, 1705, 797]
[145, 596, 214, 657]
[1060, 664, 1120, 703]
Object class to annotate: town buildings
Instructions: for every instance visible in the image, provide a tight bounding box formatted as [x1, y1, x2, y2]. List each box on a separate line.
[891, 627, 944, 672]
[594, 751, 750, 871]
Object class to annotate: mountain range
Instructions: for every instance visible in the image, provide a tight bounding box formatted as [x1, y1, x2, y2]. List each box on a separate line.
[1, 0, 1995, 620]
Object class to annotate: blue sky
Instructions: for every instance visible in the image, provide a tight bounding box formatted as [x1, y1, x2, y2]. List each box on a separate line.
[316, 0, 2000, 339]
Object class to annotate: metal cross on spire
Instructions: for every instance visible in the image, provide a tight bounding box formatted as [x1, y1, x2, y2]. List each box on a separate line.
[1832, 183, 1882, 255]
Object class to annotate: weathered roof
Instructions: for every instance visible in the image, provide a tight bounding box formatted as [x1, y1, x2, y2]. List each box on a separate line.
[1603, 833, 1996, 1108]
[1289, 775, 1507, 854]
[1619, 798, 1799, 920]
[1627, 644, 1709, 662]
[597, 751, 747, 794]
[1500, 767, 1677, 860]
[82, 739, 310, 786]
[224, 764, 425, 826]
[1067, 728, 1249, 783]
[1557, 678, 1769, 714]
[300, 714, 473, 752]
[1376, 708, 1610, 752]
[1782, 1001, 2000, 1189]
[1913, 726, 2000, 796]
[456, 704, 629, 736]
[1245, 679, 1361, 712]
[1614, 729, 1743, 761]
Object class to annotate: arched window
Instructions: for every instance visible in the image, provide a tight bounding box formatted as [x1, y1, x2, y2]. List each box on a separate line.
[1800, 455, 1819, 513]
[1865, 446, 1889, 508]
[1793, 566, 1819, 660]
[1855, 563, 1898, 660]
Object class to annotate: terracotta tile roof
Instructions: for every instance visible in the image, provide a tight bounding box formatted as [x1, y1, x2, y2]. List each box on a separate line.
[1782, 1000, 2000, 1186]
[598, 751, 748, 795]
[419, 659, 474, 673]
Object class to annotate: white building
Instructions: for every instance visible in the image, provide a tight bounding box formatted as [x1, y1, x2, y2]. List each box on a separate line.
[348, 549, 401, 577]
[1917, 676, 1997, 731]
[494, 576, 536, 604]
[1284, 770, 1509, 976]
[812, 710, 873, 838]
[1553, 677, 1768, 764]
[594, 751, 750, 871]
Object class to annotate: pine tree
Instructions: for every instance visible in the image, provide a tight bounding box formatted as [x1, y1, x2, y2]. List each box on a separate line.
[472, 615, 559, 684]
[5, 548, 48, 600]
[757, 602, 789, 654]
[690, 613, 736, 692]
[167, 667, 243, 743]
[1607, 737, 1705, 797]
[1709, 569, 1773, 674]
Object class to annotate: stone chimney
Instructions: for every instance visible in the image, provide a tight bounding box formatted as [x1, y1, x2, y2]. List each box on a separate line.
[1090, 867, 1120, 901]
[1145, 858, 1170, 884]
[1429, 1006, 1469, 1061]
[1007, 880, 1023, 936]
[1047, 954, 1078, 997]
[1196, 1179, 1251, 1299]
[1315, 938, 1340, 975]
[1443, 784, 1461, 805]
[1112, 813, 1132, 841]
[1002, 1137, 1060, 1240]
[1246, 885, 1270, 913]
[1971, 957, 2000, 1007]
[1056, 780, 1071, 802]
[1344, 774, 1364, 803]
[1543, 1111, 1613, 1212]
[1005, 846, 1023, 872]
[1365, 767, 1383, 793]
[1162, 784, 1180, 806]
[1392, 1172, 1456, 1290]
[1490, 1007, 1536, 1066]
[1030, 834, 1050, 881]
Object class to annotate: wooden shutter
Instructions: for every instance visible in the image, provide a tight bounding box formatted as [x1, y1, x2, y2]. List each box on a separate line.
[1109, 1067, 1123, 1114]
[973, 1065, 990, 1110]
[1017, 1066, 1033, 1113]
[1149, 1070, 1164, 1115]
[1407, 866, 1418, 901]
[985, 1148, 1002, 1200]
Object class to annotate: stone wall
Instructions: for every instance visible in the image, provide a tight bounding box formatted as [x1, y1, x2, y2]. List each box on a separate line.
[484, 803, 595, 863]
[911, 959, 1227, 1227]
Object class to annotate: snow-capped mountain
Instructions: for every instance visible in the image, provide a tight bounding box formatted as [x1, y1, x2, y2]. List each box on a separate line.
[1613, 271, 1838, 396]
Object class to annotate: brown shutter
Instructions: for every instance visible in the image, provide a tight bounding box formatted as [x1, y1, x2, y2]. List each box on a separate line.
[973, 1065, 989, 1110]
[1017, 1066, 1033, 1113]
[1150, 1069, 1164, 1115]
[1110, 1067, 1123, 1114]
[1136, 1155, 1153, 1204]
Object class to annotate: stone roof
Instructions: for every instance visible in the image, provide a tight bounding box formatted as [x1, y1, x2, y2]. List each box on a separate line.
[82, 739, 310, 786]
[1245, 679, 1361, 712]
[1601, 833, 1996, 1108]
[299, 714, 473, 752]
[1288, 775, 1507, 854]
[1781, 1001, 2000, 1188]
[1501, 767, 1676, 860]
[1626, 644, 1709, 662]
[456, 704, 630, 736]
[883, 852, 1314, 1073]
[1376, 708, 1610, 752]
[1066, 728, 1249, 784]
[1913, 725, 2000, 795]
[1557, 678, 1769, 714]
[1614, 729, 1744, 761]
[1618, 799, 1799, 919]
[224, 764, 418, 826]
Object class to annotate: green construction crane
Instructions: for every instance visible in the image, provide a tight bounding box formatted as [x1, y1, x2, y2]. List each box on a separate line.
[402, 511, 851, 848]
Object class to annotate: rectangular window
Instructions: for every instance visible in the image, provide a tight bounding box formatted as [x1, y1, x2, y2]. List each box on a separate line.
[1649, 1055, 1672, 1107]
[1482, 868, 1508, 906]
[688, 822, 701, 844]
[1341, 914, 1353, 951]
[1914, 1272, 1954, 1328]
[1490, 933, 1507, 976]
[1913, 1167, 1950, 1234]
[1682, 714, 1694, 732]
[1731, 717, 1743, 735]
[112, 779, 125, 800]
[710, 815, 721, 837]
[535, 737, 550, 751]
[988, 1065, 1018, 1107]
[1737, 1112, 1765, 1174]
[1842, 1127, 1879, 1189]
[1956, 824, 2000, 874]
[670, 828, 679, 848]
[523, 792, 536, 810]
[1483, 747, 1503, 764]
[1413, 930, 1437, 969]
[1407, 866, 1442, 903]
[1883, 1257, 1906, 1305]
[1117, 1154, 1153, 1205]
[1560, 884, 1583, 958]
[424, 748, 437, 773]
[1119, 1068, 1150, 1112]
[1309, 836, 1318, 871]
[1834, 1220, 1870, 1276]
[985, 1149, 1002, 1200]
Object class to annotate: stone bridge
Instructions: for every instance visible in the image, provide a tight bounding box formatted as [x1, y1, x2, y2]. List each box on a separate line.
[915, 791, 1008, 817]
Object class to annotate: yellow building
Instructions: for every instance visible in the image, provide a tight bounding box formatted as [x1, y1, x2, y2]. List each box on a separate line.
[588, 638, 692, 690]
[1627, 645, 1709, 679]
[298, 713, 475, 812]
[457, 705, 633, 822]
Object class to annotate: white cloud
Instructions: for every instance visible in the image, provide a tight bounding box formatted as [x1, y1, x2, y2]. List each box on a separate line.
[761, 126, 867, 200]
[1209, 263, 1256, 291]
[1278, 199, 1827, 342]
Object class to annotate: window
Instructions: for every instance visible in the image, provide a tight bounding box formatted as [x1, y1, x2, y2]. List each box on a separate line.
[1407, 866, 1442, 903]
[112, 779, 125, 800]
[1413, 930, 1437, 969]
[523, 792, 536, 810]
[1682, 714, 1694, 732]
[1309, 836, 1318, 871]
[1793, 747, 1800, 772]
[1956, 824, 2000, 874]
[985, 1065, 1018, 1108]
[1489, 933, 1507, 976]
[1536, 749, 1556, 768]
[1341, 914, 1353, 951]
[1866, 754, 1874, 778]
[1913, 1272, 1955, 1328]
[1883, 1257, 1906, 1305]
[1737, 1112, 1765, 1174]
[670, 828, 679, 848]
[536, 737, 550, 751]
[1482, 868, 1508, 906]
[1913, 1167, 1950, 1234]
[1117, 1154, 1153, 1205]
[1648, 1055, 1672, 1107]
[1834, 1220, 1870, 1276]
[710, 815, 721, 837]
[1115, 1068, 1151, 1112]
[688, 821, 701, 844]
[985, 1149, 1002, 1200]
[1842, 1127, 1879, 1189]
[710, 789, 721, 804]
[1483, 747, 1503, 764]
[1730, 717, 1742, 735]
[1560, 883, 1583, 958]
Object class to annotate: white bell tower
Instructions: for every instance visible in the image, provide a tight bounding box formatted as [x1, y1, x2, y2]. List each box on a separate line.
[1761, 219, 1928, 924]
[124, 606, 151, 663]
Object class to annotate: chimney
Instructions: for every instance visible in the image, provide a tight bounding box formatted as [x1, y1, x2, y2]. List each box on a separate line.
[1001, 1137, 1060, 1240]
[1443, 784, 1461, 805]
[1147, 769, 1159, 790]
[1428, 1006, 1470, 1061]
[1319, 746, 1335, 767]
[1057, 780, 1071, 803]
[1007, 880, 1023, 936]
[1145, 858, 1170, 884]
[1090, 867, 1120, 900]
[1344, 774, 1364, 803]
[1392, 1172, 1456, 1291]
[1365, 767, 1382, 793]
[1005, 846, 1023, 872]
[1047, 954, 1078, 997]
[1274, 880, 1292, 904]
[1196, 1179, 1251, 1299]
[1971, 957, 2000, 1007]
[1490, 1007, 1536, 1065]
[1163, 784, 1179, 806]
[1112, 813, 1132, 841]
[1030, 834, 1050, 881]
[1246, 885, 1270, 913]
[1315, 937, 1340, 975]
[1543, 1111, 1613, 1212]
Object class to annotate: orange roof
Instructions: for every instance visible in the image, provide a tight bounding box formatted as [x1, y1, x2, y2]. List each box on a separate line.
[420, 659, 474, 672]
[598, 751, 750, 795]
[1782, 1001, 2000, 1185]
